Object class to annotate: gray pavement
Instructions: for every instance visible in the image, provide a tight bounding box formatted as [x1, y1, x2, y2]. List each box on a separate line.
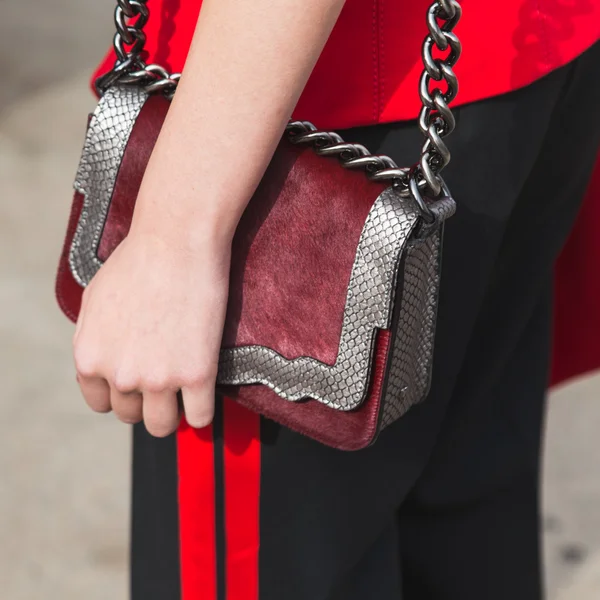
[1, 1, 600, 598]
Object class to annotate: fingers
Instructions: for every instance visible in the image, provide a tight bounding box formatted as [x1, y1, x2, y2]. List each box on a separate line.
[76, 362, 210, 434]
[79, 380, 213, 433]
[143, 391, 180, 437]
[78, 375, 111, 413]
[181, 384, 215, 429]
[75, 331, 214, 433]
[80, 379, 180, 435]
[111, 388, 144, 424]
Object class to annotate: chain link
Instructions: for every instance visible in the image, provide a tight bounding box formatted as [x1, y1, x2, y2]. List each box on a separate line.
[96, 0, 181, 97]
[95, 0, 461, 210]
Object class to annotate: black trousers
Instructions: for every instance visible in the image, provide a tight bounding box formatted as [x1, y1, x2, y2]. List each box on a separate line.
[130, 42, 600, 600]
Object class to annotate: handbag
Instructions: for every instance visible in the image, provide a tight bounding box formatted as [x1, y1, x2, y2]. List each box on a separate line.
[56, 0, 462, 451]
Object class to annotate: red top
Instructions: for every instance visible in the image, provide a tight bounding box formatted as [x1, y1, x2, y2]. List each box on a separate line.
[95, 0, 600, 129]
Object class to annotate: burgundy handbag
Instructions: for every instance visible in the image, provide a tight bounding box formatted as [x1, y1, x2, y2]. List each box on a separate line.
[56, 0, 462, 451]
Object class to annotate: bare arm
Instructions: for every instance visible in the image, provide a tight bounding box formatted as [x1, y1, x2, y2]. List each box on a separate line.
[134, 0, 346, 243]
[74, 0, 346, 436]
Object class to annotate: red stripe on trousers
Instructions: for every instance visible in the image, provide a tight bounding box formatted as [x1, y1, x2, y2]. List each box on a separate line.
[177, 419, 218, 599]
[177, 403, 261, 600]
[223, 398, 261, 600]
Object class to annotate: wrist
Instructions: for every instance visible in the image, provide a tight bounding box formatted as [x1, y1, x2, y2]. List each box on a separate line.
[129, 139, 255, 253]
[130, 192, 240, 256]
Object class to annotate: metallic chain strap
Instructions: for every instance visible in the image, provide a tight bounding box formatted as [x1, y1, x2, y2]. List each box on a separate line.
[417, 0, 461, 198]
[96, 0, 461, 215]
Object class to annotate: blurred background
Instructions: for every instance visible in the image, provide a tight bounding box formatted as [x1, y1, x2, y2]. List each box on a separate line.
[1, 0, 599, 598]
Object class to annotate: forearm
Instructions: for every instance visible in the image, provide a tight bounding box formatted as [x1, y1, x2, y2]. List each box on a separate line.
[132, 0, 346, 246]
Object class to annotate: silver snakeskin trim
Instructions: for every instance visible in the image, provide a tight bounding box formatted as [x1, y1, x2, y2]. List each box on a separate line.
[217, 187, 423, 411]
[69, 86, 147, 286]
[380, 228, 443, 430]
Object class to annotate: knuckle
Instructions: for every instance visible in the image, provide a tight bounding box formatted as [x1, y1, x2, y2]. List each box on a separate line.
[73, 347, 99, 379]
[113, 371, 139, 394]
[142, 374, 171, 394]
[182, 366, 218, 390]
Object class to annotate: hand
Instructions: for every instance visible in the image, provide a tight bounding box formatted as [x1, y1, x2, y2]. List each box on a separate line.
[73, 230, 231, 437]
